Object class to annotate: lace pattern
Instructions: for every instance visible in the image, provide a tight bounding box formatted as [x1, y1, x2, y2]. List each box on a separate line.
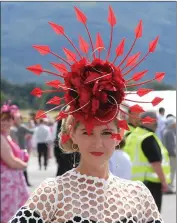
[9, 169, 164, 223]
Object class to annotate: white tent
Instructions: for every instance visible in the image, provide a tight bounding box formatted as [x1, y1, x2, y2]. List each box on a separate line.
[120, 90, 176, 118]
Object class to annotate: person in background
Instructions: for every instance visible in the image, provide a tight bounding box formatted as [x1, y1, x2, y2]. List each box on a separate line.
[26, 113, 38, 155]
[124, 107, 140, 138]
[1, 103, 29, 222]
[166, 114, 176, 134]
[47, 117, 55, 159]
[32, 119, 53, 170]
[156, 107, 166, 141]
[11, 113, 34, 186]
[166, 114, 175, 119]
[162, 116, 176, 193]
[29, 112, 38, 127]
[109, 138, 132, 180]
[124, 111, 171, 212]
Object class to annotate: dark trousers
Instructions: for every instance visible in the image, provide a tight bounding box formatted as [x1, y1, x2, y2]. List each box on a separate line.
[37, 143, 48, 169]
[144, 180, 162, 212]
[23, 169, 30, 185]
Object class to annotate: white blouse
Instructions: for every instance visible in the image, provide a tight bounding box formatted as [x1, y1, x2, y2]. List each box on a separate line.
[10, 168, 163, 223]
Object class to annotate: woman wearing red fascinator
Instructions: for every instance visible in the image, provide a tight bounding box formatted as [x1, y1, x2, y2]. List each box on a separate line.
[10, 6, 165, 223]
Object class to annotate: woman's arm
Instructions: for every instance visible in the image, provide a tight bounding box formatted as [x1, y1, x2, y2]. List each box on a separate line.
[0, 135, 27, 169]
[9, 178, 58, 222]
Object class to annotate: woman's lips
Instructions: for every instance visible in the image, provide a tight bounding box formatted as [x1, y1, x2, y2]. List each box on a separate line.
[90, 152, 104, 156]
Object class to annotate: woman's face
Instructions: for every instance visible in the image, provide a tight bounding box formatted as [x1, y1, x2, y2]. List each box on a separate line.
[70, 121, 119, 166]
[1, 118, 13, 132]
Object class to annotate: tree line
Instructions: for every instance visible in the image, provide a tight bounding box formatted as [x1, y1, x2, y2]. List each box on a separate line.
[1, 78, 175, 110]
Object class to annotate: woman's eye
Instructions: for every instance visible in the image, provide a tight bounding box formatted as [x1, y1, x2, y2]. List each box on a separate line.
[83, 132, 93, 136]
[102, 132, 112, 135]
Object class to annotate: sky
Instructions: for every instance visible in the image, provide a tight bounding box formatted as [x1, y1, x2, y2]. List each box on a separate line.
[1, 1, 176, 85]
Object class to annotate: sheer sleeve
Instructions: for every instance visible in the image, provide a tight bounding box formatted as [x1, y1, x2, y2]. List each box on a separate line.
[138, 181, 164, 223]
[9, 178, 58, 223]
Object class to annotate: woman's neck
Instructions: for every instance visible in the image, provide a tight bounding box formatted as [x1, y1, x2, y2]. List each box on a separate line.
[76, 160, 110, 180]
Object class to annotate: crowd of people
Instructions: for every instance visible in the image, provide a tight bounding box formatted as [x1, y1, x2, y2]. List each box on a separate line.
[1, 102, 176, 222]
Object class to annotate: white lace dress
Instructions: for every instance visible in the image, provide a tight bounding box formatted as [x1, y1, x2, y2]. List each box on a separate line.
[9, 169, 163, 223]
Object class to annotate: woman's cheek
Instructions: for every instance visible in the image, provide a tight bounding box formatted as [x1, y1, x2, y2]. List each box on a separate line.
[103, 138, 117, 149]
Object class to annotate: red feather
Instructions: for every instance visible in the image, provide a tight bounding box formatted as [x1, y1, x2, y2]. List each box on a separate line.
[131, 70, 148, 81]
[111, 133, 121, 141]
[33, 45, 50, 55]
[135, 20, 143, 38]
[155, 72, 165, 82]
[26, 64, 43, 75]
[95, 33, 104, 51]
[63, 48, 77, 62]
[79, 35, 89, 54]
[117, 120, 129, 130]
[126, 52, 140, 67]
[151, 97, 163, 106]
[74, 7, 87, 24]
[46, 80, 62, 89]
[35, 110, 46, 119]
[108, 5, 116, 27]
[30, 88, 42, 98]
[137, 88, 152, 97]
[61, 133, 70, 144]
[142, 116, 156, 124]
[129, 104, 145, 113]
[149, 36, 159, 52]
[50, 62, 68, 73]
[47, 96, 61, 105]
[56, 111, 68, 121]
[116, 38, 125, 57]
[48, 22, 65, 35]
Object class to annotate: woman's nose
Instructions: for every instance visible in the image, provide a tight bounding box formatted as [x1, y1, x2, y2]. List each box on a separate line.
[93, 135, 103, 148]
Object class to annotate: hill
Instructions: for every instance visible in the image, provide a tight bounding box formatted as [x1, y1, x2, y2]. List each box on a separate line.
[1, 78, 175, 110]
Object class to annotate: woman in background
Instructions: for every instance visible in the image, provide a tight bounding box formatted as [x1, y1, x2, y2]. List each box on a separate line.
[0, 103, 29, 223]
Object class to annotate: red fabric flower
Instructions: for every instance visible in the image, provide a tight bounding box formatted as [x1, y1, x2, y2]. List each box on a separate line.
[64, 58, 125, 126]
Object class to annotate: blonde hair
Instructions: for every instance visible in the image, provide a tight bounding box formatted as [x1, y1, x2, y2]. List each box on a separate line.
[59, 109, 121, 153]
[59, 114, 79, 153]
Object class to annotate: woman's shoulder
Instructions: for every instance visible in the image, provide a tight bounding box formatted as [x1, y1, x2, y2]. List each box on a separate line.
[112, 176, 151, 197]
[27, 177, 59, 202]
[22, 177, 59, 221]
[9, 177, 59, 223]
[36, 170, 75, 192]
[112, 177, 163, 222]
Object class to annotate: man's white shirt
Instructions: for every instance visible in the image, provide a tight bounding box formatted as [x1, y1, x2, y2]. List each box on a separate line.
[32, 124, 52, 148]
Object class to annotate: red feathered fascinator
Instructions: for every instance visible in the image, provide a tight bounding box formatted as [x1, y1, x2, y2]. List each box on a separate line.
[27, 6, 165, 143]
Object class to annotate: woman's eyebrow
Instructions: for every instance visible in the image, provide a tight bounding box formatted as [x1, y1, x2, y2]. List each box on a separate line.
[80, 128, 87, 131]
[102, 128, 114, 131]
[80, 128, 114, 131]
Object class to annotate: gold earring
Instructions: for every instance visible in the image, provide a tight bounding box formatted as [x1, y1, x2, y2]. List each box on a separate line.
[72, 143, 78, 152]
